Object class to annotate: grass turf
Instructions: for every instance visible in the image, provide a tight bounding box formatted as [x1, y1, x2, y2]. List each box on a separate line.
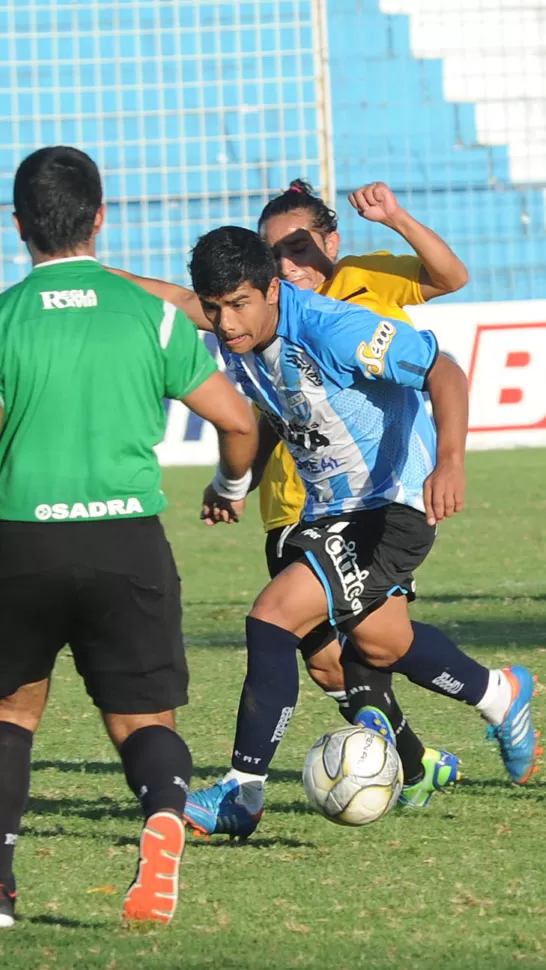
[2, 449, 545, 970]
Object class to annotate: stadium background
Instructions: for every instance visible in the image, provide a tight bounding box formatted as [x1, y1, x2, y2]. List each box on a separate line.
[1, 0, 545, 457]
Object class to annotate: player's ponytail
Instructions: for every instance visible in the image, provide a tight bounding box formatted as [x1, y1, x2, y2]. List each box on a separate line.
[258, 179, 337, 238]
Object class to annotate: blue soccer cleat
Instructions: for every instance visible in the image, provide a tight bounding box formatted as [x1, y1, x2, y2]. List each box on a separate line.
[354, 706, 396, 746]
[486, 666, 542, 785]
[183, 777, 263, 839]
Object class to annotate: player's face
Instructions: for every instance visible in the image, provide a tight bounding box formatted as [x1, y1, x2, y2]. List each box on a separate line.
[199, 278, 280, 354]
[263, 209, 340, 290]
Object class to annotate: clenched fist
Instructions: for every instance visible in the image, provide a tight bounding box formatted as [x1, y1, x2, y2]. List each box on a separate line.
[348, 181, 403, 228]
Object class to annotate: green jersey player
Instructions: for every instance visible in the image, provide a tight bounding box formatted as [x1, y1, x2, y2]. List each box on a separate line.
[0, 146, 257, 927]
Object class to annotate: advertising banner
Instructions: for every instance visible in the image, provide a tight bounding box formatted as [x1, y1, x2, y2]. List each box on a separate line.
[157, 302, 546, 464]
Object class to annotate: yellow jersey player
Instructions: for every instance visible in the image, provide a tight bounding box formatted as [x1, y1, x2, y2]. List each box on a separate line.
[256, 178, 468, 564]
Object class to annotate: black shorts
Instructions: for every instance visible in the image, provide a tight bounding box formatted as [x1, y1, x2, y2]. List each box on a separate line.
[285, 504, 435, 633]
[265, 524, 339, 662]
[265, 524, 302, 580]
[0, 517, 188, 714]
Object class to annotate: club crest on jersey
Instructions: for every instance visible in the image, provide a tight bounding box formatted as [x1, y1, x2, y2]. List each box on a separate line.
[285, 389, 311, 424]
[356, 320, 396, 377]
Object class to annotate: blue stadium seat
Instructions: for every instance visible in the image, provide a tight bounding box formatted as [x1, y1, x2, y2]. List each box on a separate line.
[329, 0, 546, 302]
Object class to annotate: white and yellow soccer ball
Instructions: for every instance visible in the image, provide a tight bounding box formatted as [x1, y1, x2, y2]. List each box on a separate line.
[302, 725, 403, 826]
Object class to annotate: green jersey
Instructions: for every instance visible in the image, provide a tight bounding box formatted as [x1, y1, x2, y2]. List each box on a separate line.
[0, 256, 217, 522]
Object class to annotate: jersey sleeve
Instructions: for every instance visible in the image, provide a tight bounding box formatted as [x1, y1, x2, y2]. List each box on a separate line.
[161, 303, 218, 399]
[305, 302, 438, 391]
[358, 252, 425, 307]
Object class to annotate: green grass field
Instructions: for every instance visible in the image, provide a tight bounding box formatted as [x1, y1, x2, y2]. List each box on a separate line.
[2, 449, 545, 970]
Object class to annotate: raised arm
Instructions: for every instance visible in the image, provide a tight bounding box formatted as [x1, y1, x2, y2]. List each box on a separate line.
[348, 181, 468, 299]
[107, 266, 213, 330]
[423, 353, 468, 526]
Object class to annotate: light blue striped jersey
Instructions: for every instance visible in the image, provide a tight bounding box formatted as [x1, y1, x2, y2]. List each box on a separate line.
[223, 281, 439, 521]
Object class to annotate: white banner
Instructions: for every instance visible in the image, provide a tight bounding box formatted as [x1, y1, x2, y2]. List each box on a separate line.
[409, 300, 546, 451]
[157, 301, 546, 464]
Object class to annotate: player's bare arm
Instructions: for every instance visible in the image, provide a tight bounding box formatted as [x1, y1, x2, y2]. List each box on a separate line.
[423, 353, 468, 526]
[183, 371, 258, 526]
[348, 181, 468, 300]
[106, 266, 214, 330]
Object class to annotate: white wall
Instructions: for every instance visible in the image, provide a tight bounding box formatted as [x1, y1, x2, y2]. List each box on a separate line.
[379, 0, 546, 184]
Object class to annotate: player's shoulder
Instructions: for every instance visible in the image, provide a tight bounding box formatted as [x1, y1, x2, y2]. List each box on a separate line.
[97, 267, 191, 336]
[0, 275, 34, 318]
[96, 266, 165, 312]
[333, 251, 420, 278]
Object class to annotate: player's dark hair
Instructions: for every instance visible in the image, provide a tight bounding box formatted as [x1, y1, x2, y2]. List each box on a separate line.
[257, 179, 338, 238]
[189, 226, 277, 298]
[13, 146, 102, 254]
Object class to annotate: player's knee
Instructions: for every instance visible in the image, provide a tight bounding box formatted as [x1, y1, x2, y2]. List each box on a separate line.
[305, 659, 344, 692]
[103, 710, 175, 749]
[250, 587, 286, 626]
[349, 631, 408, 668]
[0, 678, 49, 733]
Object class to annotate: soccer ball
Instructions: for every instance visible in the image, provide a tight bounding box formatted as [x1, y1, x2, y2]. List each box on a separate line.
[302, 726, 403, 826]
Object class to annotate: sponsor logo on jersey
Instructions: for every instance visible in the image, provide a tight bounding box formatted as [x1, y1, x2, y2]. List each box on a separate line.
[284, 346, 323, 386]
[431, 672, 464, 696]
[356, 320, 396, 377]
[34, 497, 144, 521]
[324, 533, 369, 614]
[266, 410, 329, 452]
[40, 289, 98, 310]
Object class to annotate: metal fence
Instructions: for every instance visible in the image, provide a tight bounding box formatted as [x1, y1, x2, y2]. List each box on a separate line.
[1, 0, 545, 301]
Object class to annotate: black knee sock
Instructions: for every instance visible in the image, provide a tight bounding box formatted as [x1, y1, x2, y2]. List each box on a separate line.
[387, 621, 489, 704]
[120, 725, 192, 820]
[388, 696, 426, 786]
[342, 643, 425, 783]
[342, 640, 395, 722]
[0, 722, 33, 894]
[232, 616, 300, 774]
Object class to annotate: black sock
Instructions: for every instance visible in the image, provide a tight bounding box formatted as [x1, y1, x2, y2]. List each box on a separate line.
[386, 621, 489, 705]
[325, 690, 352, 723]
[342, 640, 395, 722]
[0, 722, 33, 894]
[388, 697, 426, 785]
[120, 725, 192, 820]
[232, 616, 300, 774]
[342, 642, 425, 783]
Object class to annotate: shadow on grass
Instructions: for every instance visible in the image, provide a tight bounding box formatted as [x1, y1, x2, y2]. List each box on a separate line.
[32, 760, 123, 774]
[26, 794, 140, 822]
[188, 835, 316, 849]
[266, 799, 315, 816]
[31, 761, 303, 784]
[25, 914, 109, 929]
[416, 618, 545, 650]
[184, 603, 546, 651]
[420, 593, 546, 604]
[459, 777, 545, 795]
